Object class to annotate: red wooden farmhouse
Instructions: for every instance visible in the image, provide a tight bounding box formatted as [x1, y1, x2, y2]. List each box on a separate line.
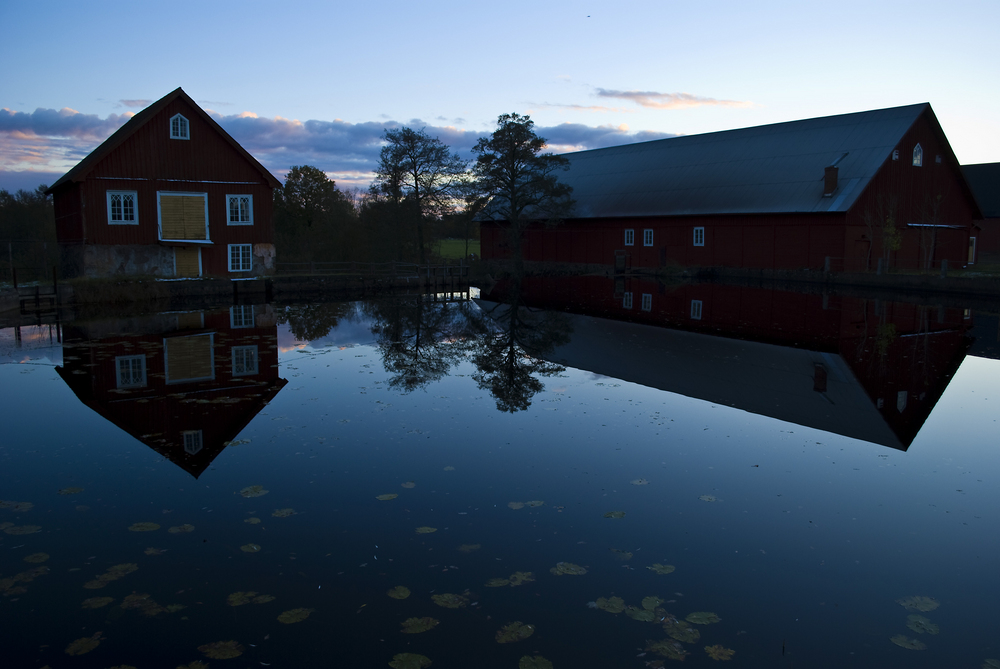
[47, 88, 281, 279]
[482, 103, 982, 273]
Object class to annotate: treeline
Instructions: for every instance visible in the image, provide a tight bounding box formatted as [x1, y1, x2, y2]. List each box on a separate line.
[0, 186, 57, 282]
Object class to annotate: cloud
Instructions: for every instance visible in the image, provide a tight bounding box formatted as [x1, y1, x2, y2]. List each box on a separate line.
[119, 99, 151, 108]
[528, 103, 633, 114]
[540, 122, 677, 153]
[596, 89, 752, 109]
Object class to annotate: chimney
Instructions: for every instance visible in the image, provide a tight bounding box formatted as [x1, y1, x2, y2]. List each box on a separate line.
[823, 165, 839, 197]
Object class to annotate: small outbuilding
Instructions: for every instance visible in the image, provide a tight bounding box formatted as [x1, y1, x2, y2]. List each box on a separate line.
[482, 103, 982, 273]
[47, 87, 281, 279]
[962, 162, 1000, 264]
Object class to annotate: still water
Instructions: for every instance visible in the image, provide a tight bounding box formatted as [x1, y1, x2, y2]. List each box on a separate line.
[1, 278, 999, 668]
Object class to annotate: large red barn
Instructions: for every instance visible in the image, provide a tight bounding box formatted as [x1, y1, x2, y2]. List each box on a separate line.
[482, 104, 982, 273]
[46, 88, 281, 279]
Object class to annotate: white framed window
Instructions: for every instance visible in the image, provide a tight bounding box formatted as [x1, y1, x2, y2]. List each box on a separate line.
[693, 227, 705, 247]
[912, 143, 923, 167]
[624, 229, 634, 246]
[969, 236, 977, 264]
[232, 345, 258, 376]
[115, 355, 146, 388]
[643, 229, 654, 246]
[182, 430, 203, 455]
[623, 292, 633, 309]
[690, 299, 703, 320]
[892, 149, 899, 161]
[641, 293, 652, 311]
[229, 244, 252, 272]
[107, 191, 138, 225]
[170, 114, 189, 140]
[227, 194, 253, 225]
[230, 305, 255, 328]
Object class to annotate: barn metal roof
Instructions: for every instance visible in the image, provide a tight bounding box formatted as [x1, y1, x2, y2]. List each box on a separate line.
[555, 103, 930, 218]
[962, 163, 1000, 218]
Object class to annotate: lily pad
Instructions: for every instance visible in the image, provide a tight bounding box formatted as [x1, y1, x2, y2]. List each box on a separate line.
[252, 594, 275, 604]
[128, 522, 160, 532]
[271, 508, 296, 518]
[626, 605, 657, 621]
[198, 640, 245, 659]
[631, 478, 650, 485]
[58, 487, 84, 495]
[389, 652, 432, 668]
[897, 596, 940, 612]
[65, 632, 103, 655]
[376, 494, 399, 501]
[646, 638, 689, 660]
[401, 481, 416, 489]
[705, 644, 736, 660]
[239, 485, 269, 498]
[485, 578, 510, 587]
[81, 596, 114, 609]
[664, 619, 700, 643]
[122, 592, 165, 616]
[244, 517, 261, 524]
[400, 616, 439, 633]
[890, 634, 927, 650]
[686, 611, 721, 625]
[642, 596, 664, 611]
[387, 586, 411, 599]
[509, 571, 535, 586]
[596, 596, 626, 613]
[144, 547, 166, 555]
[508, 502, 525, 510]
[699, 495, 717, 502]
[457, 544, 481, 553]
[647, 563, 676, 575]
[519, 656, 553, 669]
[496, 621, 535, 643]
[415, 526, 437, 534]
[4, 524, 41, 535]
[240, 543, 262, 553]
[906, 614, 940, 635]
[604, 511, 626, 519]
[431, 593, 468, 608]
[443, 466, 455, 471]
[549, 561, 587, 576]
[84, 562, 137, 589]
[227, 591, 257, 606]
[525, 500, 544, 507]
[277, 607, 315, 623]
[168, 524, 195, 533]
[23, 552, 49, 563]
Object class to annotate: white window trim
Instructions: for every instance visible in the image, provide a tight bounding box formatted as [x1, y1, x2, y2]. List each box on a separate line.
[170, 114, 189, 140]
[228, 244, 253, 272]
[230, 305, 255, 328]
[690, 299, 703, 320]
[643, 229, 654, 247]
[623, 292, 633, 309]
[641, 293, 652, 311]
[969, 236, 977, 265]
[157, 191, 210, 242]
[182, 430, 203, 455]
[624, 229, 634, 246]
[226, 194, 254, 226]
[912, 143, 923, 167]
[232, 345, 259, 377]
[115, 354, 147, 388]
[693, 227, 705, 247]
[107, 190, 138, 225]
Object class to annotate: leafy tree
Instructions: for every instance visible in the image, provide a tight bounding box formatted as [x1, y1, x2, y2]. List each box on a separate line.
[274, 166, 358, 263]
[0, 185, 57, 281]
[471, 113, 573, 266]
[373, 128, 467, 263]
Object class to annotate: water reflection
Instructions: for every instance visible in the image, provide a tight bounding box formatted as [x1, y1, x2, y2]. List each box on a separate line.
[55, 305, 287, 477]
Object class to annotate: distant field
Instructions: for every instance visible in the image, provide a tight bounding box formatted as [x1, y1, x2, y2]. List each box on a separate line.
[436, 238, 480, 259]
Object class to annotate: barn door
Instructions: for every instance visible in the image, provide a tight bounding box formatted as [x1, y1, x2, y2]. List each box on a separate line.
[174, 247, 201, 277]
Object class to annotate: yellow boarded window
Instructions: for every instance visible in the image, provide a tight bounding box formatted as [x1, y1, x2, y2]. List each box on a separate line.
[174, 247, 201, 277]
[165, 334, 214, 384]
[159, 193, 207, 240]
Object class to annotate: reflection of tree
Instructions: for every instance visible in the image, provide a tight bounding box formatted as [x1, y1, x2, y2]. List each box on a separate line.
[279, 302, 354, 342]
[367, 296, 483, 392]
[472, 278, 572, 412]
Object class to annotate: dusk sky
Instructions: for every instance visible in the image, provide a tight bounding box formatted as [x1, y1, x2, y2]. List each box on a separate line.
[2, 0, 997, 193]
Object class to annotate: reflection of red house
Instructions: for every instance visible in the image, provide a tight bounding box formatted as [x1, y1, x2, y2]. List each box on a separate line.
[56, 306, 287, 477]
[46, 88, 281, 279]
[962, 162, 1000, 264]
[485, 276, 971, 449]
[483, 104, 981, 273]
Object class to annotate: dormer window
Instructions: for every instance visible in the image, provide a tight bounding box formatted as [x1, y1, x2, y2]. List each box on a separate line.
[170, 114, 189, 140]
[912, 143, 922, 167]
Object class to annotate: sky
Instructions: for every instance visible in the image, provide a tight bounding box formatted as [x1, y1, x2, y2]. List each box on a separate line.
[2, 0, 998, 193]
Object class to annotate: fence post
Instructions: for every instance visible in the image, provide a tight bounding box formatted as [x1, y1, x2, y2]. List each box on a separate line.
[824, 256, 831, 273]
[52, 266, 58, 303]
[876, 258, 883, 275]
[940, 259, 948, 278]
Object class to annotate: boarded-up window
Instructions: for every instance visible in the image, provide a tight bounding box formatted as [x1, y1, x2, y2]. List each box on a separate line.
[165, 334, 214, 384]
[174, 247, 201, 277]
[159, 193, 208, 240]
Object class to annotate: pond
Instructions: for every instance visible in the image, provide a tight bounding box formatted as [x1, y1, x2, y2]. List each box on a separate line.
[1, 278, 999, 668]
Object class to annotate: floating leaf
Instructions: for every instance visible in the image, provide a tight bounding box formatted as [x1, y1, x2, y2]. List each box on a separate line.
[890, 634, 927, 650]
[252, 594, 275, 604]
[705, 645, 736, 661]
[443, 466, 455, 471]
[699, 495, 717, 502]
[509, 571, 535, 586]
[549, 561, 587, 576]
[457, 544, 481, 553]
[122, 592, 165, 616]
[664, 618, 700, 643]
[647, 563, 675, 575]
[271, 508, 296, 518]
[508, 502, 525, 510]
[65, 632, 103, 655]
[400, 617, 439, 633]
[81, 596, 114, 609]
[278, 608, 315, 624]
[686, 611, 721, 625]
[144, 547, 166, 555]
[525, 500, 544, 507]
[519, 656, 553, 669]
[642, 596, 664, 611]
[3, 524, 41, 535]
[128, 522, 160, 532]
[387, 586, 411, 599]
[389, 652, 432, 668]
[415, 527, 437, 534]
[432, 593, 468, 608]
[906, 614, 940, 635]
[485, 578, 510, 587]
[166, 604, 186, 612]
[626, 605, 656, 621]
[596, 596, 626, 614]
[401, 481, 416, 489]
[244, 517, 261, 524]
[23, 552, 49, 563]
[631, 478, 650, 485]
[227, 591, 257, 606]
[496, 621, 535, 643]
[7, 501, 34, 511]
[646, 638, 688, 660]
[240, 543, 261, 553]
[198, 640, 245, 659]
[604, 511, 626, 519]
[239, 485, 269, 498]
[168, 524, 195, 533]
[896, 596, 939, 612]
[83, 563, 137, 589]
[376, 494, 399, 501]
[58, 487, 84, 495]
[610, 548, 633, 561]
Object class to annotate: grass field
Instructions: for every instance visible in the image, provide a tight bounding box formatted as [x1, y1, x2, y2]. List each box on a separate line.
[435, 238, 480, 259]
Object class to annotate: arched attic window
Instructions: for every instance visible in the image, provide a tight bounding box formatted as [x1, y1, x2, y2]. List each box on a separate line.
[912, 143, 923, 167]
[170, 114, 189, 140]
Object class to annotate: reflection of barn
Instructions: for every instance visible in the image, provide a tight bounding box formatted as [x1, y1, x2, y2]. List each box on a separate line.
[483, 277, 971, 449]
[483, 104, 981, 273]
[962, 162, 1000, 264]
[56, 306, 287, 477]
